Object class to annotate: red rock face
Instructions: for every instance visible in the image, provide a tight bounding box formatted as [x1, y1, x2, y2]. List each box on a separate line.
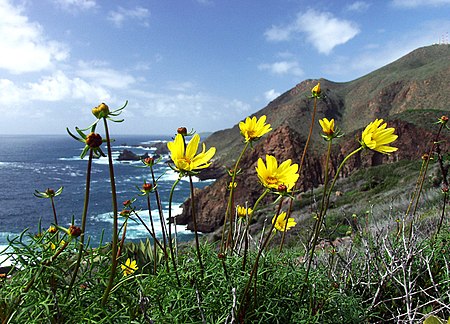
[176, 120, 449, 233]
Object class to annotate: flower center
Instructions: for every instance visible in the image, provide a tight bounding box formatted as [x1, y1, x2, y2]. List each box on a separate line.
[246, 130, 256, 139]
[266, 176, 278, 184]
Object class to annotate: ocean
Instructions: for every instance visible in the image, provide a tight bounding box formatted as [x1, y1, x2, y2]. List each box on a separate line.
[0, 134, 213, 254]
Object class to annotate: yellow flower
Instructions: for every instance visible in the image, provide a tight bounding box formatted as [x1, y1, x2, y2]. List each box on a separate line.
[361, 119, 398, 154]
[228, 182, 237, 190]
[167, 134, 216, 174]
[239, 115, 272, 143]
[92, 103, 110, 119]
[121, 258, 138, 276]
[236, 205, 253, 218]
[311, 82, 321, 98]
[256, 155, 299, 191]
[319, 118, 335, 136]
[272, 212, 296, 232]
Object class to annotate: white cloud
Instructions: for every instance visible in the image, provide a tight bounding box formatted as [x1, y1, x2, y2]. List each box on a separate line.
[77, 61, 136, 89]
[264, 9, 360, 54]
[264, 89, 281, 102]
[392, 0, 450, 7]
[0, 71, 111, 107]
[264, 25, 294, 42]
[258, 61, 304, 76]
[224, 99, 251, 113]
[166, 81, 195, 92]
[52, 0, 97, 11]
[346, 1, 371, 12]
[0, 0, 69, 74]
[107, 6, 150, 27]
[296, 10, 360, 54]
[325, 19, 450, 80]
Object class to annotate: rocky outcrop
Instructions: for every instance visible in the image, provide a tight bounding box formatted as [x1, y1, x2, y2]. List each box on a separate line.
[117, 149, 149, 161]
[176, 45, 450, 233]
[176, 120, 449, 233]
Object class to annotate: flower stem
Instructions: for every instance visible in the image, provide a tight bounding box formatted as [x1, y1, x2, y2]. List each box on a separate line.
[150, 166, 169, 271]
[146, 195, 158, 274]
[189, 175, 204, 277]
[168, 177, 181, 286]
[101, 118, 119, 306]
[238, 198, 284, 319]
[66, 149, 93, 300]
[408, 122, 444, 241]
[242, 188, 270, 270]
[301, 145, 362, 299]
[220, 141, 250, 253]
[283, 95, 318, 251]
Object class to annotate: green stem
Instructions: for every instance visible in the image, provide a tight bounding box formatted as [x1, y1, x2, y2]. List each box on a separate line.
[102, 118, 119, 306]
[168, 177, 181, 287]
[50, 197, 59, 242]
[242, 188, 270, 270]
[284, 95, 318, 249]
[238, 198, 284, 319]
[220, 141, 250, 253]
[66, 149, 94, 300]
[301, 145, 362, 299]
[189, 175, 204, 277]
[146, 195, 158, 274]
[408, 123, 444, 242]
[150, 166, 169, 271]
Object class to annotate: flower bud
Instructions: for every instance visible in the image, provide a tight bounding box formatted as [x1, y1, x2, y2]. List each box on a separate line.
[311, 82, 321, 97]
[177, 127, 187, 135]
[123, 200, 132, 207]
[277, 184, 287, 192]
[45, 188, 55, 197]
[439, 115, 449, 125]
[217, 253, 225, 260]
[92, 103, 110, 119]
[68, 225, 82, 237]
[142, 183, 153, 192]
[143, 157, 154, 166]
[48, 226, 57, 234]
[85, 133, 103, 148]
[120, 210, 131, 217]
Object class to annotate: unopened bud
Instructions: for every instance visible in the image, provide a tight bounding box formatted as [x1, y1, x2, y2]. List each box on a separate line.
[48, 226, 57, 234]
[142, 183, 153, 192]
[120, 210, 131, 217]
[92, 103, 110, 119]
[277, 184, 287, 192]
[143, 157, 154, 166]
[177, 127, 187, 135]
[311, 82, 321, 97]
[86, 133, 103, 148]
[68, 225, 82, 237]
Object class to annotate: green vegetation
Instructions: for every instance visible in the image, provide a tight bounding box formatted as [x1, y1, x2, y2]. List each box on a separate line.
[0, 94, 449, 323]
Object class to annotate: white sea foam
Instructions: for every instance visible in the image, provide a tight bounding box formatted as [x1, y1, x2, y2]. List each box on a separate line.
[0, 245, 12, 267]
[93, 207, 189, 240]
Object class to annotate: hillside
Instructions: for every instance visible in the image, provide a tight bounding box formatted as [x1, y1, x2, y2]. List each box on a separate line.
[179, 44, 450, 233]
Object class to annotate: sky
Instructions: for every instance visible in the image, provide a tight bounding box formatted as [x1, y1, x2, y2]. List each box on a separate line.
[0, 0, 449, 135]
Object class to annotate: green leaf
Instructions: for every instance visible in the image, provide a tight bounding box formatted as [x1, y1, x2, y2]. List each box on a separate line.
[424, 315, 445, 324]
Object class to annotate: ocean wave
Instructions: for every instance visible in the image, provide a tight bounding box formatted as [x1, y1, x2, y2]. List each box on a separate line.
[91, 207, 190, 240]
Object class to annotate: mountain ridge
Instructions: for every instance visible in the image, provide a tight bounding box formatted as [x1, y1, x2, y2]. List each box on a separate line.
[179, 44, 450, 233]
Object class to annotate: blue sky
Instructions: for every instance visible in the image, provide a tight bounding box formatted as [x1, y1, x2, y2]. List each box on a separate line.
[0, 0, 449, 135]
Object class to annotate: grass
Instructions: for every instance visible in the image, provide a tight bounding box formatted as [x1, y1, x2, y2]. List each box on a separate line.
[1, 101, 449, 323]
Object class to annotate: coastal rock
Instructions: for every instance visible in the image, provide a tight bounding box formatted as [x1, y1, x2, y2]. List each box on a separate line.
[117, 149, 149, 161]
[176, 120, 450, 233]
